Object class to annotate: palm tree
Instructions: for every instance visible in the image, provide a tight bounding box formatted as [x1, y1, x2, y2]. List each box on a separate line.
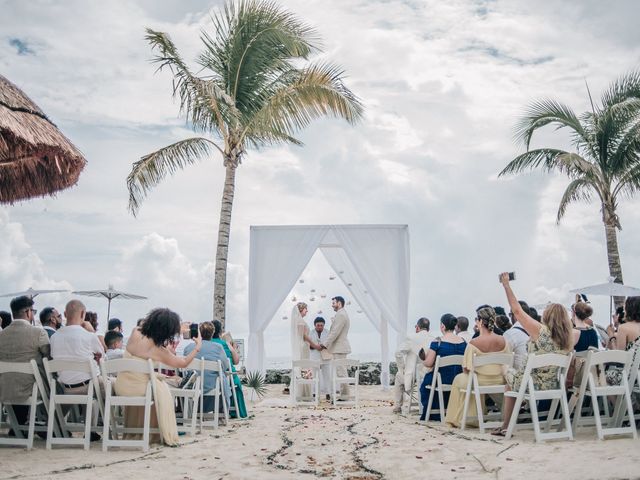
[500, 71, 640, 307]
[126, 1, 363, 325]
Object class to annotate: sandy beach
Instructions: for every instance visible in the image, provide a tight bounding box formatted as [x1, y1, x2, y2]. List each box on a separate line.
[1, 385, 638, 480]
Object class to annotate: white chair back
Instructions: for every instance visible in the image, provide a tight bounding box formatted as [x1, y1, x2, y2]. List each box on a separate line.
[43, 358, 101, 450]
[0, 360, 42, 450]
[504, 352, 573, 442]
[424, 354, 464, 424]
[100, 358, 156, 452]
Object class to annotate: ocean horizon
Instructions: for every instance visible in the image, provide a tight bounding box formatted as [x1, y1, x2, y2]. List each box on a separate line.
[265, 352, 382, 369]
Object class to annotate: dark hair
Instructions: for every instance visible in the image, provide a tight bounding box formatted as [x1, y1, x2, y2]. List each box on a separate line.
[108, 318, 123, 331]
[332, 296, 345, 308]
[615, 306, 625, 324]
[496, 314, 511, 331]
[140, 308, 181, 347]
[200, 321, 214, 340]
[456, 316, 469, 332]
[528, 307, 541, 322]
[440, 314, 457, 331]
[212, 320, 223, 339]
[518, 300, 531, 318]
[626, 297, 640, 322]
[85, 311, 98, 330]
[314, 317, 325, 325]
[416, 317, 430, 331]
[104, 330, 124, 348]
[10, 295, 34, 318]
[494, 306, 506, 316]
[136, 318, 145, 327]
[0, 311, 11, 329]
[573, 302, 593, 321]
[39, 307, 55, 326]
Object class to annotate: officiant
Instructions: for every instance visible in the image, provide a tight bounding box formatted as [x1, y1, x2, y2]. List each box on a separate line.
[309, 316, 331, 400]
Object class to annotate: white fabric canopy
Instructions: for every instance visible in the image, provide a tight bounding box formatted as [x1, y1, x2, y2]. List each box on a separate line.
[246, 225, 410, 389]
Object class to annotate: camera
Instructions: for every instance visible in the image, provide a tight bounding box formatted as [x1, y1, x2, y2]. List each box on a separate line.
[189, 322, 199, 339]
[498, 272, 516, 282]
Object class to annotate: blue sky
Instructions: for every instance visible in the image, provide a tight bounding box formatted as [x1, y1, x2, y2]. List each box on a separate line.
[1, 0, 640, 359]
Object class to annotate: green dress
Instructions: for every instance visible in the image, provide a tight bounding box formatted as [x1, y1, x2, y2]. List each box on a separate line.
[212, 338, 247, 418]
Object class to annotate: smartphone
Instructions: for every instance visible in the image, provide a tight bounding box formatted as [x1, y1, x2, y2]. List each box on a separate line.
[499, 272, 516, 282]
[189, 323, 199, 339]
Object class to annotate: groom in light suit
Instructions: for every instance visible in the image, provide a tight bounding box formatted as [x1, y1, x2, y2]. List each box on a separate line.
[321, 296, 351, 401]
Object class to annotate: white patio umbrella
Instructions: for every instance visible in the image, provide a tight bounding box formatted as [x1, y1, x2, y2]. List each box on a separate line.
[570, 277, 640, 318]
[0, 287, 69, 299]
[72, 285, 147, 320]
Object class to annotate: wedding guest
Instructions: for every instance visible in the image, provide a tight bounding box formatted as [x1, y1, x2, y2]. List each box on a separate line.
[1, 310, 12, 330]
[493, 273, 573, 436]
[605, 297, 640, 398]
[0, 296, 50, 426]
[50, 300, 104, 396]
[107, 318, 123, 332]
[40, 307, 61, 338]
[445, 306, 510, 428]
[503, 304, 530, 371]
[105, 331, 125, 360]
[394, 317, 437, 413]
[572, 301, 598, 352]
[496, 314, 511, 332]
[455, 316, 473, 343]
[419, 314, 466, 420]
[184, 321, 231, 412]
[211, 321, 247, 418]
[116, 308, 203, 445]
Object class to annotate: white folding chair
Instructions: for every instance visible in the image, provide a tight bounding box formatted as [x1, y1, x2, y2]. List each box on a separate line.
[331, 359, 360, 407]
[199, 359, 230, 431]
[291, 360, 320, 407]
[460, 352, 513, 433]
[101, 358, 156, 452]
[153, 361, 201, 437]
[424, 355, 464, 424]
[573, 350, 637, 440]
[504, 353, 573, 442]
[43, 358, 102, 450]
[0, 360, 44, 450]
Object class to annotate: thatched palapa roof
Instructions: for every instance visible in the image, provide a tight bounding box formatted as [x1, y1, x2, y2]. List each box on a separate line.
[0, 74, 86, 203]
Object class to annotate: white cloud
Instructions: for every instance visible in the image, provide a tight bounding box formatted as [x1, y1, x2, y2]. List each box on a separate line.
[2, 0, 640, 355]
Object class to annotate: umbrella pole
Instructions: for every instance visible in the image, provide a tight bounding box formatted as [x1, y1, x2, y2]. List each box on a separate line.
[609, 296, 613, 324]
[107, 298, 111, 322]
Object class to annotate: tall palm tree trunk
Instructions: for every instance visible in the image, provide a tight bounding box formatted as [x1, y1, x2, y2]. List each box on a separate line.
[214, 158, 238, 325]
[603, 204, 624, 309]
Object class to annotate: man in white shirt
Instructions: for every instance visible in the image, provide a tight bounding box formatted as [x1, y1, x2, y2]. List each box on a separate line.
[394, 317, 437, 413]
[455, 316, 473, 343]
[308, 317, 330, 399]
[50, 300, 104, 394]
[503, 303, 531, 370]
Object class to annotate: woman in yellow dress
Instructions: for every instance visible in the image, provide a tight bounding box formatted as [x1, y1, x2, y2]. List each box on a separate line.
[445, 306, 510, 428]
[115, 308, 203, 445]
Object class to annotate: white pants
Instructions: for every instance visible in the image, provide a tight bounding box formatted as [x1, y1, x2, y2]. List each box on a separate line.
[318, 362, 331, 394]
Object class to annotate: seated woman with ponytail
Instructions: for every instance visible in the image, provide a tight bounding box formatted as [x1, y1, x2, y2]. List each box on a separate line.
[445, 305, 510, 428]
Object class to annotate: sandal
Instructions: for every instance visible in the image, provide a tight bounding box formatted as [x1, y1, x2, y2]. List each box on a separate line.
[490, 427, 507, 437]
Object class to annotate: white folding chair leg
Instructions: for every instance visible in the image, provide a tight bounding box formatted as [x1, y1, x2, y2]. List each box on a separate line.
[460, 374, 473, 431]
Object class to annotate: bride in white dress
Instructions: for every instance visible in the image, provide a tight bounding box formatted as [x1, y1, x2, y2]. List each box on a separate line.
[290, 302, 321, 401]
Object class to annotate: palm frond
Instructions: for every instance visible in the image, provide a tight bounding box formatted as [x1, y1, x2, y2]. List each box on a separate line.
[243, 370, 268, 398]
[127, 137, 219, 215]
[241, 62, 364, 147]
[500, 148, 576, 177]
[515, 99, 588, 151]
[601, 70, 640, 108]
[556, 178, 595, 223]
[613, 162, 640, 199]
[198, 0, 320, 116]
[608, 116, 640, 173]
[145, 28, 238, 134]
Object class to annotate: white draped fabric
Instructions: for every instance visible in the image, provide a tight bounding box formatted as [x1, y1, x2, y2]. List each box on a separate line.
[246, 225, 410, 390]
